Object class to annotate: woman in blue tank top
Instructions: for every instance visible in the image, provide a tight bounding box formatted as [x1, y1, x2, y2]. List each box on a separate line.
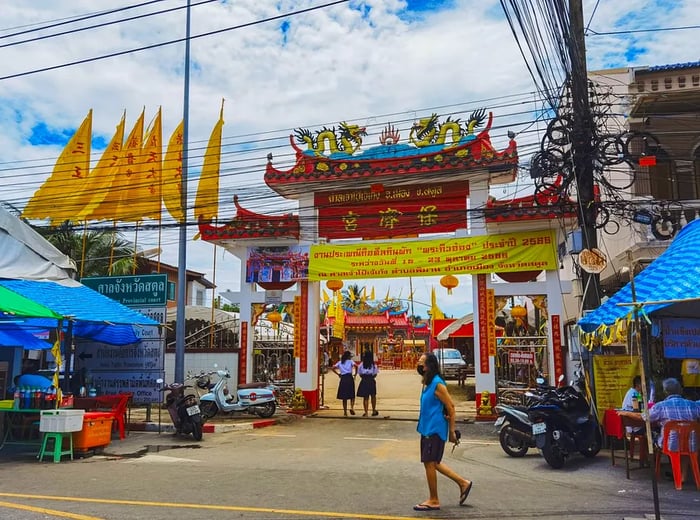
[413, 353, 473, 512]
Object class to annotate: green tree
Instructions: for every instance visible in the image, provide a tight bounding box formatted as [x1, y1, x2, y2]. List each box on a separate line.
[342, 283, 365, 311]
[36, 221, 136, 279]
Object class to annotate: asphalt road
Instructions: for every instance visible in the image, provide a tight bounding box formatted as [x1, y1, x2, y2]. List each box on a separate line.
[0, 417, 699, 520]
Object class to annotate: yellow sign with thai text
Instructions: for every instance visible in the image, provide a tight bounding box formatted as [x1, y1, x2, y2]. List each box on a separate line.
[592, 355, 641, 418]
[308, 229, 557, 280]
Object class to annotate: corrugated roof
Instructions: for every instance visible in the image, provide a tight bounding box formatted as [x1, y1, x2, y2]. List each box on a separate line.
[0, 279, 158, 326]
[646, 61, 700, 72]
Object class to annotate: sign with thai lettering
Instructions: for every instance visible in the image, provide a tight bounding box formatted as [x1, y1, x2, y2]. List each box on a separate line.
[551, 314, 564, 383]
[308, 229, 557, 280]
[477, 275, 490, 374]
[508, 351, 535, 365]
[592, 355, 640, 418]
[315, 182, 468, 240]
[90, 370, 163, 403]
[662, 318, 700, 358]
[82, 274, 168, 307]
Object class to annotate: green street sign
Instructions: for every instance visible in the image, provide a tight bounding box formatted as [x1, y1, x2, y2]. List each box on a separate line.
[82, 274, 169, 307]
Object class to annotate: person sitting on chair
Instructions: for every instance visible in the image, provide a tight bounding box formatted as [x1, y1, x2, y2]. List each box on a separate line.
[648, 378, 700, 447]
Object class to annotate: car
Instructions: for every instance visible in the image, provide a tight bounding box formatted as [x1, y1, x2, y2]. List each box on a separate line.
[433, 348, 467, 380]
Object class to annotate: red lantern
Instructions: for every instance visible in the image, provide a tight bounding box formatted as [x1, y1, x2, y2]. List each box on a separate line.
[440, 275, 459, 295]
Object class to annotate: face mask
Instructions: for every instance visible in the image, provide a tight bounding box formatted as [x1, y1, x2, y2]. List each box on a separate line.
[416, 365, 425, 376]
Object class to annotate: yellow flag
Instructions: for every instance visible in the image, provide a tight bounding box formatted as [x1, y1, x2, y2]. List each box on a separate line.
[75, 112, 125, 222]
[322, 290, 329, 303]
[136, 108, 162, 220]
[431, 287, 445, 321]
[89, 110, 144, 221]
[370, 287, 375, 301]
[162, 120, 185, 223]
[333, 290, 345, 340]
[23, 110, 93, 221]
[195, 103, 224, 221]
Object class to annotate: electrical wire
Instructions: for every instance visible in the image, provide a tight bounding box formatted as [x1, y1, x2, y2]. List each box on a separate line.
[0, 0, 351, 81]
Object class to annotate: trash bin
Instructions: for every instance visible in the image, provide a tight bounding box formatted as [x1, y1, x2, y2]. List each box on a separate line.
[72, 412, 113, 453]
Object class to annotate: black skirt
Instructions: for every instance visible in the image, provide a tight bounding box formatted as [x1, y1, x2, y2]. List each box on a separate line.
[356, 374, 377, 397]
[337, 373, 356, 400]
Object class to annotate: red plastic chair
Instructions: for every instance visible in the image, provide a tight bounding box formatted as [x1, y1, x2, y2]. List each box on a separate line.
[94, 393, 132, 440]
[654, 420, 700, 490]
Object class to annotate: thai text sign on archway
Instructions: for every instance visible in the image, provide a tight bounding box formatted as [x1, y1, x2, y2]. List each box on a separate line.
[308, 229, 557, 280]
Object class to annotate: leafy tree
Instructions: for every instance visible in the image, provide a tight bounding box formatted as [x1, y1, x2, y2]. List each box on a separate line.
[342, 283, 365, 310]
[36, 221, 136, 279]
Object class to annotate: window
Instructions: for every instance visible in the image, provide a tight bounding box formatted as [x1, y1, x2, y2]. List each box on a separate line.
[651, 79, 659, 91]
[195, 289, 205, 306]
[678, 76, 686, 88]
[636, 147, 700, 201]
[664, 77, 672, 90]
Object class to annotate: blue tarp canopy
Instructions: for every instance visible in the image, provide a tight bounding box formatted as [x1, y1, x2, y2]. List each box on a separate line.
[0, 279, 159, 345]
[0, 323, 52, 349]
[578, 219, 700, 333]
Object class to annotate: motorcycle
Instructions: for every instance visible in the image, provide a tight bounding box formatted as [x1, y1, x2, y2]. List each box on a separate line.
[158, 378, 204, 441]
[527, 370, 602, 469]
[198, 368, 277, 420]
[494, 376, 555, 457]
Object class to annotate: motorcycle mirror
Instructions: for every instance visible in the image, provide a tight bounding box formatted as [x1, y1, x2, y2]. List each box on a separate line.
[156, 378, 163, 384]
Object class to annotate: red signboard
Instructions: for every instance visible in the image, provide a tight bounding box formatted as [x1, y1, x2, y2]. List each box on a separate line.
[551, 315, 563, 383]
[239, 321, 248, 385]
[315, 181, 468, 240]
[477, 274, 489, 374]
[299, 282, 309, 373]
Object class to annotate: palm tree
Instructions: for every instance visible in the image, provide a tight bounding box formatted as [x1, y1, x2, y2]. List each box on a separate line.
[36, 221, 136, 279]
[342, 283, 365, 311]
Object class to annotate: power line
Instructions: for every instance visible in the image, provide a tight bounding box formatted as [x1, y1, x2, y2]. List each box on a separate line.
[0, 0, 351, 81]
[0, 0, 217, 50]
[588, 24, 700, 36]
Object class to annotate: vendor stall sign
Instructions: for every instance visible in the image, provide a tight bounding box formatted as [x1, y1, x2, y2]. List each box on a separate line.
[308, 229, 557, 281]
[82, 274, 168, 307]
[592, 355, 640, 418]
[662, 318, 700, 359]
[90, 371, 162, 403]
[315, 181, 468, 240]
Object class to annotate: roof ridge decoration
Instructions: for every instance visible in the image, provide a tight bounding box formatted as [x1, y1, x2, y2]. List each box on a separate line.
[265, 111, 518, 197]
[198, 195, 300, 242]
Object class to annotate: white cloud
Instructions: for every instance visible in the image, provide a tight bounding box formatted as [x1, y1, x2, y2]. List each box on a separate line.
[0, 0, 698, 314]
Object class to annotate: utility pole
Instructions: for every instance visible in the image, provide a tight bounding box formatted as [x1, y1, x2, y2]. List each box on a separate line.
[568, 0, 601, 312]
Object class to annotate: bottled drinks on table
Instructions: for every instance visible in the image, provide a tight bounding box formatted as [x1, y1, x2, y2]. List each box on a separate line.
[631, 393, 640, 412]
[13, 388, 20, 409]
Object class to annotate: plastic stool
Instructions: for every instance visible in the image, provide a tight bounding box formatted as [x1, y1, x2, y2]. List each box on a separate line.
[37, 432, 73, 463]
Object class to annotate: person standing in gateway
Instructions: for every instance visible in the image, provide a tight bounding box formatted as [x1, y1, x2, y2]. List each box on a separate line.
[331, 350, 357, 416]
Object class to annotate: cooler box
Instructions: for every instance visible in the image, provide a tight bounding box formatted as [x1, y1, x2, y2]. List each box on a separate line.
[72, 412, 114, 451]
[40, 409, 84, 432]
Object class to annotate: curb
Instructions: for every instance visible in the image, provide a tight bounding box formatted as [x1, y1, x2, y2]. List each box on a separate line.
[127, 414, 295, 434]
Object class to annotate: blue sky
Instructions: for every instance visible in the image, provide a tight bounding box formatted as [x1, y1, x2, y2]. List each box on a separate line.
[0, 0, 698, 317]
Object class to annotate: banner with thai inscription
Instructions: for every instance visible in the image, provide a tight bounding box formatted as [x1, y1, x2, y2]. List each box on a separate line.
[477, 275, 490, 374]
[308, 229, 557, 280]
[592, 355, 640, 418]
[551, 314, 564, 383]
[315, 181, 468, 240]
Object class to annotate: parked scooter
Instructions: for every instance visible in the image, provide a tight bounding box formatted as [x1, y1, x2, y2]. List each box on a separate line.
[494, 376, 555, 457]
[158, 378, 204, 441]
[527, 370, 602, 469]
[198, 368, 277, 420]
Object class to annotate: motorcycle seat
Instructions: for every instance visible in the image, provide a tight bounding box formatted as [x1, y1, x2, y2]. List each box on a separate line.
[239, 382, 269, 389]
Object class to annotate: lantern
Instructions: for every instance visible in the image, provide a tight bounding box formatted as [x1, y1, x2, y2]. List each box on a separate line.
[267, 310, 282, 330]
[510, 305, 527, 319]
[440, 275, 459, 295]
[326, 279, 343, 293]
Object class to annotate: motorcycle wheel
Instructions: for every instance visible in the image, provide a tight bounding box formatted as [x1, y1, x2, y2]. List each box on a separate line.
[191, 420, 203, 441]
[199, 401, 218, 421]
[499, 425, 529, 457]
[256, 401, 276, 418]
[579, 427, 602, 458]
[541, 430, 566, 469]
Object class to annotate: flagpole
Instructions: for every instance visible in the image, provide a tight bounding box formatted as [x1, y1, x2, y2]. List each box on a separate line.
[174, 0, 192, 384]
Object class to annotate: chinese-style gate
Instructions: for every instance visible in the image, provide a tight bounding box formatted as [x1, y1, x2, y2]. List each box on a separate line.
[198, 111, 576, 416]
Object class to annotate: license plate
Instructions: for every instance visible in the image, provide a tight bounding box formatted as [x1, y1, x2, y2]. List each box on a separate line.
[494, 416, 505, 427]
[532, 422, 546, 435]
[186, 405, 200, 416]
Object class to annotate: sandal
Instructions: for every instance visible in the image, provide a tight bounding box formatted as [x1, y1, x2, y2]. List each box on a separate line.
[372, 411, 379, 416]
[349, 409, 356, 415]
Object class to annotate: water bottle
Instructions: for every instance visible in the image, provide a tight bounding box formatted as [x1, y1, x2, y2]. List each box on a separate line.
[13, 388, 20, 409]
[22, 387, 31, 409]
